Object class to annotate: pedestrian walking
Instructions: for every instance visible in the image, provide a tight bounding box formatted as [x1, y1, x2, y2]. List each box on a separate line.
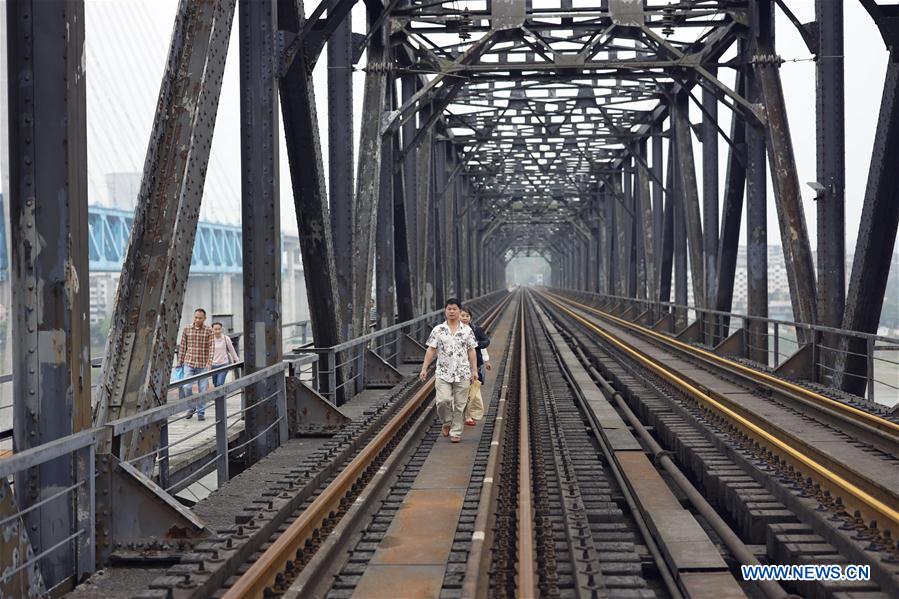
[178, 308, 214, 420]
[211, 322, 239, 387]
[419, 298, 479, 443]
[459, 307, 490, 426]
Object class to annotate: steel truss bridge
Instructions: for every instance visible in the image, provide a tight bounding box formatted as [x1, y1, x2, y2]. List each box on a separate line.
[0, 197, 294, 276]
[1, 0, 898, 596]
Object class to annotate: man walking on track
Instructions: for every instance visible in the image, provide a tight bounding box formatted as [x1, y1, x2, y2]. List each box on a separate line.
[419, 298, 479, 443]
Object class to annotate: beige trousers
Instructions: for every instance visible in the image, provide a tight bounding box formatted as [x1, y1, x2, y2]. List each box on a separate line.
[435, 378, 470, 437]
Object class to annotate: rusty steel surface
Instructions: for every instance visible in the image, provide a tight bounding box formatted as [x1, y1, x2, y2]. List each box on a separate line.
[93, 0, 236, 469]
[515, 303, 536, 598]
[223, 295, 512, 597]
[221, 378, 436, 598]
[542, 291, 899, 533]
[461, 299, 517, 599]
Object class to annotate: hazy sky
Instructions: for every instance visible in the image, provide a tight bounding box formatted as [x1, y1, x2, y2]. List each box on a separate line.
[4, 1, 893, 254]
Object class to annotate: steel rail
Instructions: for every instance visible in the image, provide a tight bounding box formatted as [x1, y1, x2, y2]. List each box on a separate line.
[461, 302, 517, 598]
[223, 294, 513, 598]
[545, 306, 788, 599]
[546, 290, 899, 438]
[516, 301, 537, 598]
[527, 295, 685, 599]
[539, 292, 899, 531]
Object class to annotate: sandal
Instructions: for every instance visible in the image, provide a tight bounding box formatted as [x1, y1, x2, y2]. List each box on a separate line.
[442, 424, 451, 437]
[450, 436, 461, 443]
[465, 418, 476, 426]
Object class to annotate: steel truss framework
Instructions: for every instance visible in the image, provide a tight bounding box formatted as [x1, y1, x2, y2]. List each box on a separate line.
[3, 0, 899, 590]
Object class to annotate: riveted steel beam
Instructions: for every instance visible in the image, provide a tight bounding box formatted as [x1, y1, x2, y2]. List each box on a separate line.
[714, 68, 747, 319]
[746, 42, 768, 364]
[329, 14, 354, 339]
[815, 0, 846, 377]
[278, 0, 342, 365]
[636, 140, 657, 303]
[351, 17, 389, 338]
[672, 91, 706, 310]
[702, 77, 719, 312]
[754, 56, 818, 333]
[240, 0, 282, 463]
[833, 12, 899, 394]
[7, 0, 90, 587]
[94, 0, 235, 467]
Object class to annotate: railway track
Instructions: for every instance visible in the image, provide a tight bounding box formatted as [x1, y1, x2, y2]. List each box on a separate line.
[545, 290, 899, 443]
[535, 289, 899, 598]
[137, 288, 897, 599]
[538, 290, 899, 534]
[220, 294, 516, 598]
[487, 294, 755, 599]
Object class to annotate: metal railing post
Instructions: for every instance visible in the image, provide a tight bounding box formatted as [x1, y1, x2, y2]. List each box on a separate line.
[811, 328, 820, 383]
[328, 350, 337, 405]
[76, 443, 96, 578]
[867, 337, 875, 403]
[356, 346, 366, 396]
[215, 395, 229, 486]
[277, 372, 289, 444]
[773, 322, 779, 368]
[158, 422, 170, 489]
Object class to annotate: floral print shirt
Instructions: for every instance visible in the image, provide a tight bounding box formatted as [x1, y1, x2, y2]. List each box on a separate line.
[426, 321, 478, 383]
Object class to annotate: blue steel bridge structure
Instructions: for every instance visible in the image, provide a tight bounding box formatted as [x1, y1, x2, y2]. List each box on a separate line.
[0, 195, 291, 279]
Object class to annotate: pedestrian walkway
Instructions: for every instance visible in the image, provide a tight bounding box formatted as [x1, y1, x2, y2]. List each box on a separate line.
[350, 305, 516, 598]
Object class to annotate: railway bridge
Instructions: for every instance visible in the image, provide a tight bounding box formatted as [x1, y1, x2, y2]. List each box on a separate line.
[2, 1, 898, 597]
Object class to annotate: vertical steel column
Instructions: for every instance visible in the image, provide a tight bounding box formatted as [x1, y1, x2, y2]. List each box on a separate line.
[7, 0, 90, 586]
[392, 80, 415, 321]
[815, 1, 845, 334]
[673, 133, 688, 325]
[834, 43, 899, 393]
[754, 19, 818, 331]
[702, 78, 719, 313]
[416, 123, 434, 312]
[240, 0, 281, 462]
[588, 198, 599, 293]
[278, 0, 342, 358]
[612, 173, 624, 295]
[444, 148, 457, 297]
[624, 162, 637, 297]
[578, 234, 590, 291]
[673, 91, 706, 309]
[659, 152, 675, 303]
[351, 19, 388, 338]
[377, 88, 396, 329]
[432, 139, 446, 305]
[329, 14, 354, 336]
[94, 0, 235, 464]
[637, 140, 657, 302]
[715, 68, 747, 320]
[652, 124, 664, 276]
[598, 186, 609, 295]
[455, 169, 465, 297]
[400, 75, 420, 312]
[464, 187, 474, 297]
[746, 57, 768, 364]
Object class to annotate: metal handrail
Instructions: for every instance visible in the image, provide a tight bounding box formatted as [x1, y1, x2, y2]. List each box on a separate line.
[571, 289, 899, 345]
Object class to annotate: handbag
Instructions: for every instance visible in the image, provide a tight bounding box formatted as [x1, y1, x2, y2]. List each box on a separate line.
[171, 365, 185, 383]
[467, 380, 484, 421]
